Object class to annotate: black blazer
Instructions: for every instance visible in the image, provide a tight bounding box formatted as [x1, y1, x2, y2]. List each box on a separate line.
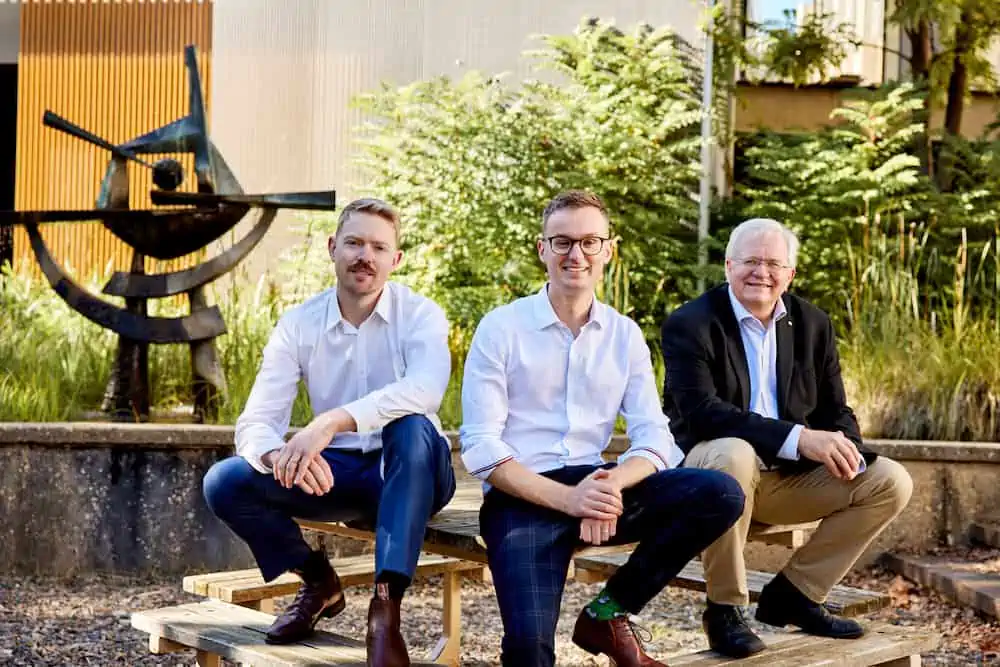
[660, 284, 875, 472]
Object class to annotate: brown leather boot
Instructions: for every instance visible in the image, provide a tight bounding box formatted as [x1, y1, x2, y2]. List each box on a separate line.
[366, 582, 409, 667]
[265, 551, 344, 644]
[572, 609, 667, 666]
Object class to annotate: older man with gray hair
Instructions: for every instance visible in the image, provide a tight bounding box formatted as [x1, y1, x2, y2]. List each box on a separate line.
[659, 218, 913, 658]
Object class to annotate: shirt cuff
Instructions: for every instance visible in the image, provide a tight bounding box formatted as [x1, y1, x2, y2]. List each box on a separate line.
[341, 396, 381, 434]
[241, 438, 283, 474]
[777, 424, 804, 461]
[619, 444, 685, 471]
[461, 439, 517, 481]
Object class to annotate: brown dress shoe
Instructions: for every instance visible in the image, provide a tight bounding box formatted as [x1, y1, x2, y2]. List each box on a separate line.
[366, 582, 409, 667]
[265, 552, 345, 645]
[572, 609, 667, 667]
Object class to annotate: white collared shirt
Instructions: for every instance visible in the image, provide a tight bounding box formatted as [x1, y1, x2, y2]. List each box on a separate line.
[727, 287, 802, 461]
[460, 286, 684, 484]
[235, 281, 451, 473]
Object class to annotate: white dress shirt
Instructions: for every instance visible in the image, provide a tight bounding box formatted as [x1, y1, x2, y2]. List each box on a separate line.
[727, 287, 802, 462]
[235, 281, 451, 474]
[460, 286, 684, 485]
[727, 287, 865, 472]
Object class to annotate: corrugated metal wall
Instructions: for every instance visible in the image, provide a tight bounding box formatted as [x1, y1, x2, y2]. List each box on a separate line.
[210, 0, 700, 280]
[13, 0, 212, 280]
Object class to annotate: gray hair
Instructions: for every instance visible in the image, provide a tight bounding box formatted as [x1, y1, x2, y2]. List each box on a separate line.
[725, 218, 799, 268]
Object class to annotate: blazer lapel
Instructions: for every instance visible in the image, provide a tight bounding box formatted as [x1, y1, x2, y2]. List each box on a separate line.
[716, 287, 751, 410]
[776, 294, 794, 416]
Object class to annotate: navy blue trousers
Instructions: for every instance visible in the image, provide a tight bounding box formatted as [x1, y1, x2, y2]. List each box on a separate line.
[203, 415, 456, 582]
[480, 464, 745, 667]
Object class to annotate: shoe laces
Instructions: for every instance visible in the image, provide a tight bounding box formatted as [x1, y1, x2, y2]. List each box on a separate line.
[619, 614, 653, 647]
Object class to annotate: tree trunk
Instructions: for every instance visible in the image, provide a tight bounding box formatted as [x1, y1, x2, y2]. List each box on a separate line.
[905, 19, 935, 179]
[939, 10, 974, 191]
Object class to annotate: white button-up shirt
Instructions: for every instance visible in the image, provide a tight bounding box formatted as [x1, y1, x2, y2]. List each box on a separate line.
[235, 281, 451, 474]
[460, 286, 684, 484]
[727, 287, 802, 461]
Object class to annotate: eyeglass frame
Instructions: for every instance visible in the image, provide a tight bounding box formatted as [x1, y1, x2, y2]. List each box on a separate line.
[541, 234, 614, 256]
[732, 256, 795, 272]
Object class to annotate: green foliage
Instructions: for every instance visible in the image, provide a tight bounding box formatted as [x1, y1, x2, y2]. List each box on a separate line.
[0, 266, 312, 427]
[715, 8, 858, 87]
[734, 83, 928, 311]
[353, 18, 707, 333]
[841, 212, 1000, 440]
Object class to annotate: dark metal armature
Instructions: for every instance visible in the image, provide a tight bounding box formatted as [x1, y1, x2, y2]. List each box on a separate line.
[0, 45, 337, 422]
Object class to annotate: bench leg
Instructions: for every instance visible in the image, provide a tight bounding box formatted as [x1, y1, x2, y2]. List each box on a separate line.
[429, 570, 461, 666]
[876, 657, 920, 667]
[148, 635, 187, 654]
[239, 599, 275, 614]
[196, 649, 221, 667]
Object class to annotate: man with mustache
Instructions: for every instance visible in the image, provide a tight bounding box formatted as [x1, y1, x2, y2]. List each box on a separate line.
[460, 190, 745, 667]
[660, 218, 912, 658]
[203, 198, 455, 667]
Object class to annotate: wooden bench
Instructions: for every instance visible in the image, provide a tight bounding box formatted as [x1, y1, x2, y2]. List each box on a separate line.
[182, 552, 482, 665]
[132, 598, 441, 667]
[295, 475, 822, 565]
[573, 551, 890, 616]
[670, 622, 938, 666]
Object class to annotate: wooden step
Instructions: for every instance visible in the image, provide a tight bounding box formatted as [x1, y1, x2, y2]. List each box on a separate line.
[183, 552, 481, 605]
[670, 622, 938, 666]
[573, 553, 889, 616]
[885, 552, 1000, 619]
[132, 599, 439, 666]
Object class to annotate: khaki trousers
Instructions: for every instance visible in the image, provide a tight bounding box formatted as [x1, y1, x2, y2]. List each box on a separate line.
[684, 438, 913, 605]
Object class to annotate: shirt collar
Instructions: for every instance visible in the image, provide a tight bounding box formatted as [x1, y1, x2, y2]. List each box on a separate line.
[727, 284, 787, 327]
[326, 284, 393, 331]
[533, 284, 607, 330]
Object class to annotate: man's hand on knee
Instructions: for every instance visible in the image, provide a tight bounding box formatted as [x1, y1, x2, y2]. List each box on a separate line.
[580, 517, 617, 545]
[565, 469, 623, 520]
[264, 448, 335, 495]
[798, 429, 863, 481]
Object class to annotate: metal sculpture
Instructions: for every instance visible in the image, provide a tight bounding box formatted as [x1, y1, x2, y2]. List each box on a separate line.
[0, 45, 337, 422]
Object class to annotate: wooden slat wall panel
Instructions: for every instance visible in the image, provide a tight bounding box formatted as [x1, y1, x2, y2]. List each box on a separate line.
[14, 0, 212, 281]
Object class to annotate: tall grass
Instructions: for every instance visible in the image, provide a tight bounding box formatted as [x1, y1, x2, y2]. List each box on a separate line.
[0, 266, 114, 421]
[4, 211, 1000, 442]
[840, 213, 1000, 441]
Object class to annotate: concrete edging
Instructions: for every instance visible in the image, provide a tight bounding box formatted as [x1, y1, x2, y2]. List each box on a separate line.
[1, 422, 999, 463]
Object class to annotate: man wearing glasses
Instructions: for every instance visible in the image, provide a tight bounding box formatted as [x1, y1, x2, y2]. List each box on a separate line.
[660, 218, 912, 658]
[460, 190, 745, 667]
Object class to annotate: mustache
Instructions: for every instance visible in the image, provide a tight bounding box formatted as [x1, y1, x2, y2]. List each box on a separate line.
[348, 260, 377, 275]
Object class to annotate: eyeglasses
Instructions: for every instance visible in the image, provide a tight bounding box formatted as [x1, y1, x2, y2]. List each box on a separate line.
[735, 257, 793, 272]
[543, 235, 612, 256]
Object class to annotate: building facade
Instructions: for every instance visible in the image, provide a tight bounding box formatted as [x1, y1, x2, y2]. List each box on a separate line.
[2, 0, 999, 280]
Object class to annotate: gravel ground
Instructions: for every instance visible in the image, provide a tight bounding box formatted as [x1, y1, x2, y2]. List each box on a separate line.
[0, 567, 997, 665]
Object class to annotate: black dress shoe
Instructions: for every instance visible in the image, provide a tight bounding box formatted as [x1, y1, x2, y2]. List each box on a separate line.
[702, 600, 766, 658]
[755, 572, 864, 639]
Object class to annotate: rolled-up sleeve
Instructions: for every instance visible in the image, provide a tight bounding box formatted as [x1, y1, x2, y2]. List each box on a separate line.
[459, 316, 517, 480]
[341, 301, 451, 433]
[234, 316, 302, 474]
[617, 323, 685, 471]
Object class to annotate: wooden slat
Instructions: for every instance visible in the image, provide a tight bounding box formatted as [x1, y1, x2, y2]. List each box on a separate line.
[132, 599, 440, 667]
[14, 0, 211, 281]
[668, 623, 938, 666]
[184, 552, 481, 605]
[572, 553, 890, 617]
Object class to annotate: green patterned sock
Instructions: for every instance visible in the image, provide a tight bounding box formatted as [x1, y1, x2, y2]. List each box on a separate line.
[584, 588, 627, 621]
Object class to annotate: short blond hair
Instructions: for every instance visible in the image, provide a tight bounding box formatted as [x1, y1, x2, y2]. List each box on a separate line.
[336, 197, 400, 242]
